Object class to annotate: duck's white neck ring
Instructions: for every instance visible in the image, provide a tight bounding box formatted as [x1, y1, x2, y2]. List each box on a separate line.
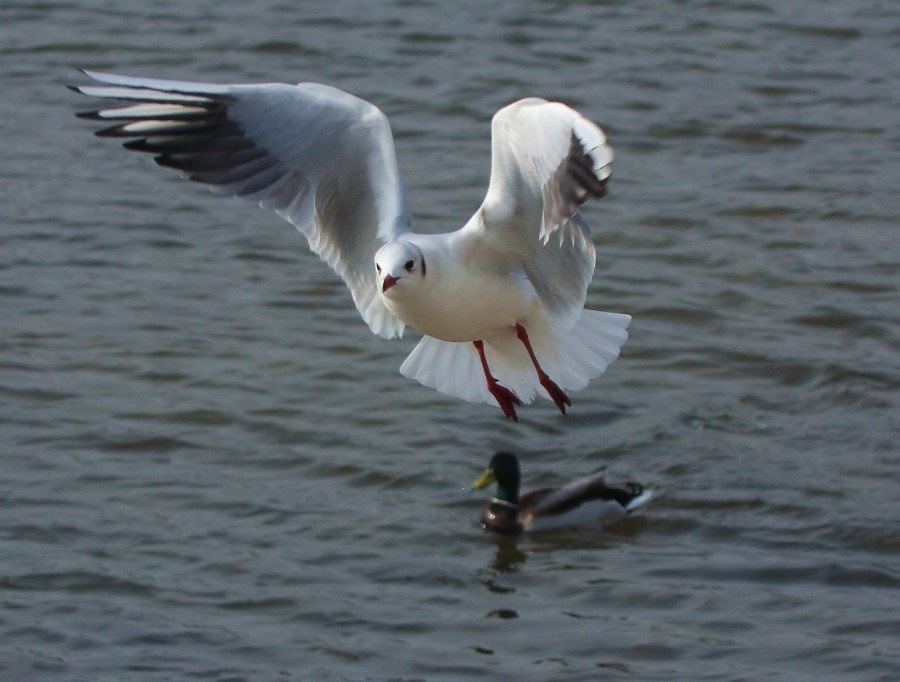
[491, 498, 520, 510]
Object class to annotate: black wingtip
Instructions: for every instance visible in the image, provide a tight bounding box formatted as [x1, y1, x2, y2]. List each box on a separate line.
[93, 124, 135, 138]
[68, 67, 93, 88]
[153, 154, 181, 170]
[122, 138, 150, 151]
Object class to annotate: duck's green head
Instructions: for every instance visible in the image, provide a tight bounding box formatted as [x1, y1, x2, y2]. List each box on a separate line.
[472, 451, 521, 504]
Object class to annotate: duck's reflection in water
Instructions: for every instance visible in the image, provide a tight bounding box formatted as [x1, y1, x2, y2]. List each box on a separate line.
[488, 533, 527, 573]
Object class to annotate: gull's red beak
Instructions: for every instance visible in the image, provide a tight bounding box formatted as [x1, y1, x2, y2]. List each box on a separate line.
[382, 274, 399, 293]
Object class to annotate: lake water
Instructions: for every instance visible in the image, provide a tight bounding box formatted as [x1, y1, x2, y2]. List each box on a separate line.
[3, 0, 899, 679]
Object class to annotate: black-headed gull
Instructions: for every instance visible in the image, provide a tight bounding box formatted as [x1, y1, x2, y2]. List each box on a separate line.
[71, 70, 630, 421]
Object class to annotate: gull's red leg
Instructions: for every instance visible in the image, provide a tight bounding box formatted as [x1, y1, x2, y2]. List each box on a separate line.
[515, 324, 571, 414]
[473, 340, 521, 421]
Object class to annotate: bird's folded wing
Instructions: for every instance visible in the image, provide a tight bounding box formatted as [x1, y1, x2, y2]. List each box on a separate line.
[72, 70, 411, 339]
[529, 471, 615, 516]
[461, 98, 613, 329]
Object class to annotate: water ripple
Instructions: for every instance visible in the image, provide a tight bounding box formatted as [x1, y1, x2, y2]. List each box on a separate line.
[2, 0, 898, 679]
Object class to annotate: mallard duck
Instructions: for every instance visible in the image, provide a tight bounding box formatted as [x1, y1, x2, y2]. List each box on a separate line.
[472, 452, 652, 534]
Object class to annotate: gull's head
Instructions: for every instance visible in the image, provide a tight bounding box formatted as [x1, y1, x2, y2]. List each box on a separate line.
[374, 241, 426, 296]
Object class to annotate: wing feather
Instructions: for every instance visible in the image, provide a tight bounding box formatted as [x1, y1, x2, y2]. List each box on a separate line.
[72, 70, 410, 339]
[462, 98, 613, 328]
[531, 471, 643, 517]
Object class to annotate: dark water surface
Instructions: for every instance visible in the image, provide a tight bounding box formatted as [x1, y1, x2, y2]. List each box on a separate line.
[3, 0, 899, 679]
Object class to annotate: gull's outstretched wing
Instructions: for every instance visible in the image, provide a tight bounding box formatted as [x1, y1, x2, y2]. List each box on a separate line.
[72, 70, 411, 339]
[462, 98, 613, 329]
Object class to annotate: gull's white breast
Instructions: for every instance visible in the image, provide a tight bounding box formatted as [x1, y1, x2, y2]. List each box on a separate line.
[380, 236, 542, 343]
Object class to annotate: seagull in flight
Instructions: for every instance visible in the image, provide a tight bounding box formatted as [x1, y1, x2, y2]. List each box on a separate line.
[71, 69, 630, 421]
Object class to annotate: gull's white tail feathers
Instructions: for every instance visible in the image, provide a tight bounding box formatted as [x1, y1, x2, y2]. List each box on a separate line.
[399, 309, 630, 409]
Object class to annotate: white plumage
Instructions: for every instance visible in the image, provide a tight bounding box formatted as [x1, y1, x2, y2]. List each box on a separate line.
[72, 70, 630, 420]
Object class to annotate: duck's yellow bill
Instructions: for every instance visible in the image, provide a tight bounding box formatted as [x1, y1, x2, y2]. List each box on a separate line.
[472, 467, 496, 490]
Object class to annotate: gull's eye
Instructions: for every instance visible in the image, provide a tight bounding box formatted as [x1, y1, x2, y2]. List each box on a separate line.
[404, 259, 415, 272]
[376, 264, 382, 274]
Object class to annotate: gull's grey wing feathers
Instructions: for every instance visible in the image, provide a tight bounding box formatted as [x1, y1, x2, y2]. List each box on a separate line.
[72, 70, 411, 339]
[462, 98, 613, 329]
